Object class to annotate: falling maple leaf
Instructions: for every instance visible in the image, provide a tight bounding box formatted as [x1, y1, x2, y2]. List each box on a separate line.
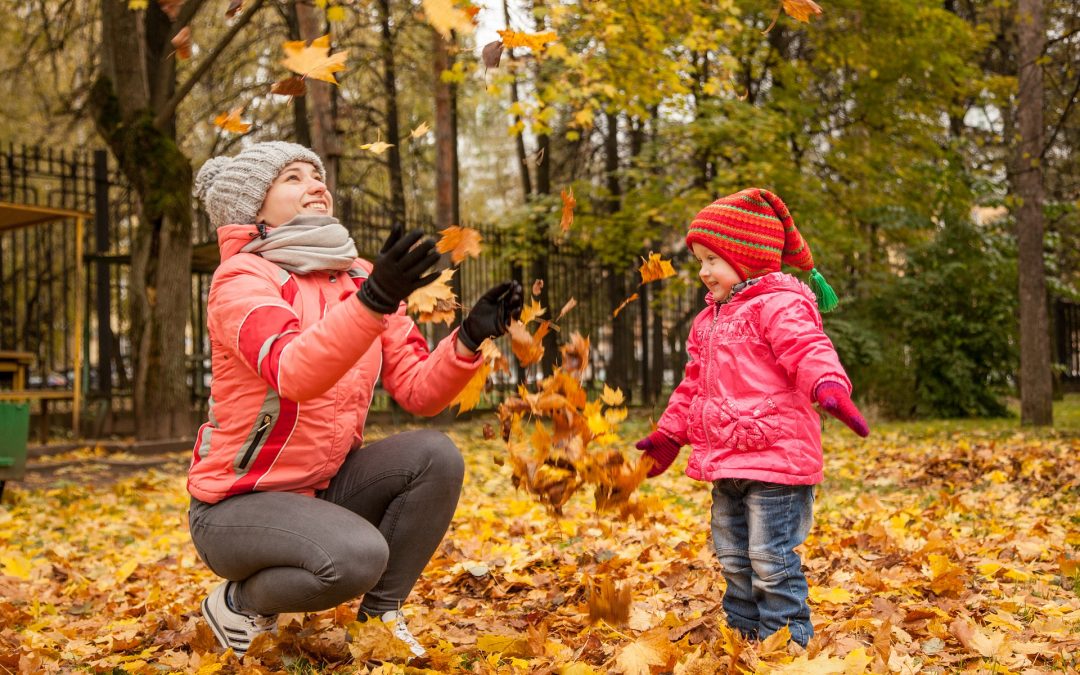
[213, 107, 251, 134]
[360, 139, 394, 155]
[326, 4, 346, 22]
[560, 187, 576, 233]
[452, 362, 491, 414]
[612, 293, 639, 318]
[406, 267, 458, 324]
[281, 34, 349, 84]
[497, 29, 558, 52]
[271, 76, 307, 97]
[410, 121, 431, 139]
[170, 26, 191, 60]
[783, 0, 824, 23]
[559, 333, 590, 376]
[508, 319, 549, 367]
[422, 0, 477, 39]
[520, 299, 546, 325]
[600, 385, 624, 407]
[531, 279, 544, 296]
[436, 225, 483, 263]
[555, 297, 577, 322]
[639, 252, 676, 284]
[586, 575, 631, 625]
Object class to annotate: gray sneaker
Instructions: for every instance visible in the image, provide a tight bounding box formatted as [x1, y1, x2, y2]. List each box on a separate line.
[201, 581, 277, 656]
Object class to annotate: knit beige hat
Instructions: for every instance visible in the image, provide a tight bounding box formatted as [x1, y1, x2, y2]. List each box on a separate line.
[193, 141, 326, 228]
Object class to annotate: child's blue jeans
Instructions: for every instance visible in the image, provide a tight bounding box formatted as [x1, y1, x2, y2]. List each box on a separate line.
[710, 479, 815, 647]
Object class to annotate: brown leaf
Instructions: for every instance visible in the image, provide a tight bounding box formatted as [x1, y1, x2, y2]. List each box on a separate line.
[586, 574, 631, 625]
[225, 0, 243, 17]
[559, 187, 576, 233]
[559, 333, 589, 377]
[531, 279, 544, 296]
[482, 40, 505, 69]
[157, 0, 183, 20]
[555, 297, 577, 322]
[271, 76, 307, 97]
[436, 225, 483, 263]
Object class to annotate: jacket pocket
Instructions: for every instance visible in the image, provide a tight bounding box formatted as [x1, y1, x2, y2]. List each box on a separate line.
[715, 397, 780, 453]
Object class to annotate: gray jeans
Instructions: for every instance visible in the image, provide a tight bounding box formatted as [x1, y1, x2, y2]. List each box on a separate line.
[187, 429, 464, 616]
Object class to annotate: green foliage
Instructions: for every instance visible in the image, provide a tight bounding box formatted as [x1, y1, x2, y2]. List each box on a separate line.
[834, 217, 1018, 418]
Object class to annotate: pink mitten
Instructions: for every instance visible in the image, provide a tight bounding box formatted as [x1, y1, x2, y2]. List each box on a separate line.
[814, 381, 870, 437]
[635, 431, 682, 477]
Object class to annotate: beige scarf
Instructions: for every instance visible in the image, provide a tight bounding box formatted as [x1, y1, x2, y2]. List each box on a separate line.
[241, 215, 358, 274]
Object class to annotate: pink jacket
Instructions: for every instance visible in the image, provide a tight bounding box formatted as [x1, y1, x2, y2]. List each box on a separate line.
[187, 223, 481, 503]
[656, 272, 852, 485]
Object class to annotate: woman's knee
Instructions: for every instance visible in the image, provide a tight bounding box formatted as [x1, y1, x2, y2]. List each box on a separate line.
[331, 534, 391, 598]
[411, 429, 465, 484]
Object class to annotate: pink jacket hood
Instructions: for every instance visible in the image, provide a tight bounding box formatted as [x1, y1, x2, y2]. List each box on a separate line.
[657, 272, 852, 485]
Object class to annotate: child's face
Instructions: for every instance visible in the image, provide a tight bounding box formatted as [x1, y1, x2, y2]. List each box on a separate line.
[256, 161, 333, 227]
[692, 242, 742, 301]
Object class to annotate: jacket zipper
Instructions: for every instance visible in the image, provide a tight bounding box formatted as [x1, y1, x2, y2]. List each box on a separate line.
[701, 304, 721, 460]
[238, 414, 272, 469]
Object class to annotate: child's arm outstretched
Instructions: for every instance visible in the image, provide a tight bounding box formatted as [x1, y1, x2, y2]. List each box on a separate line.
[635, 321, 704, 476]
[762, 292, 869, 437]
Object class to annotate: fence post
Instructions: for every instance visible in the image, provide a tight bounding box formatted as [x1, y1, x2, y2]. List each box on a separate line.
[93, 150, 113, 399]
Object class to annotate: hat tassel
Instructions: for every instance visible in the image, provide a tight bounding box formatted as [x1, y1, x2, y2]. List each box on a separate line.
[809, 268, 839, 313]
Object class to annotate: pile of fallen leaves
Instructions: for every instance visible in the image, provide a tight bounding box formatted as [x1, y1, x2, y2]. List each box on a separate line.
[2, 417, 1079, 672]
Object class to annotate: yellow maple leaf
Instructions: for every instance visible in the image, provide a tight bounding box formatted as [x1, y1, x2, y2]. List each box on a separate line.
[423, 0, 476, 39]
[410, 121, 431, 139]
[601, 384, 624, 407]
[407, 268, 459, 324]
[127, 0, 148, 9]
[281, 34, 349, 84]
[452, 361, 490, 413]
[559, 187, 576, 233]
[360, 140, 394, 155]
[613, 638, 665, 675]
[326, 4, 346, 21]
[0, 554, 33, 579]
[639, 252, 676, 284]
[783, 0, 824, 23]
[498, 29, 558, 52]
[520, 298, 546, 324]
[808, 585, 852, 604]
[436, 225, 483, 263]
[213, 107, 251, 134]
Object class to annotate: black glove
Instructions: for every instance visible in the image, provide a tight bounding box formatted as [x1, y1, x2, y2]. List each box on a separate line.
[357, 225, 442, 314]
[459, 280, 524, 352]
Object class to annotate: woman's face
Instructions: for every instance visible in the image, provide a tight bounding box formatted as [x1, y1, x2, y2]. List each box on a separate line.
[255, 161, 333, 227]
[692, 242, 743, 301]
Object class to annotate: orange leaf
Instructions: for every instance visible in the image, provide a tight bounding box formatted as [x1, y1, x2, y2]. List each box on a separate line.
[560, 187, 576, 233]
[600, 385, 624, 407]
[271, 76, 307, 97]
[213, 107, 251, 134]
[556, 297, 577, 321]
[783, 0, 823, 23]
[497, 29, 558, 52]
[170, 26, 191, 59]
[612, 293, 639, 318]
[422, 0, 477, 39]
[586, 575, 631, 625]
[520, 299, 546, 325]
[559, 332, 590, 377]
[436, 225, 483, 263]
[508, 319, 549, 367]
[281, 34, 349, 84]
[639, 252, 676, 284]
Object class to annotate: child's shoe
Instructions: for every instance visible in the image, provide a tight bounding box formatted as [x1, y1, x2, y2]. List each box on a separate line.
[201, 581, 277, 656]
[358, 609, 427, 658]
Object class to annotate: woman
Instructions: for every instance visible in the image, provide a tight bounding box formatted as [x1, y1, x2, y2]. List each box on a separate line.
[187, 141, 522, 658]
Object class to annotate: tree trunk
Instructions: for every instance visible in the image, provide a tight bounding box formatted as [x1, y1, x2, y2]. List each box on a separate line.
[295, 1, 341, 192]
[377, 0, 407, 222]
[283, 1, 312, 147]
[1014, 0, 1053, 425]
[433, 31, 458, 229]
[603, 111, 633, 399]
[503, 0, 532, 200]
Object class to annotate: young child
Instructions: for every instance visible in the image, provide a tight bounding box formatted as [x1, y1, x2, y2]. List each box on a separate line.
[635, 188, 869, 648]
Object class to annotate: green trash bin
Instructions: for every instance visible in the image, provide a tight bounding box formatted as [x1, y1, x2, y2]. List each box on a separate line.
[0, 401, 31, 501]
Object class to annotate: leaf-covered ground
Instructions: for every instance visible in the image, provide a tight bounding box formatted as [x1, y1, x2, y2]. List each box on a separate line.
[2, 400, 1080, 674]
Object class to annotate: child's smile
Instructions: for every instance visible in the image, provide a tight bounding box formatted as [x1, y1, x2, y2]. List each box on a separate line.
[691, 242, 743, 301]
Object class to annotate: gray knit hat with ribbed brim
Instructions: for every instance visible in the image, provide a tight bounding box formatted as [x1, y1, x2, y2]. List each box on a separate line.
[193, 141, 326, 228]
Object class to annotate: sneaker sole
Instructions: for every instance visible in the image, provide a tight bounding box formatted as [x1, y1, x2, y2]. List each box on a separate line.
[201, 596, 249, 656]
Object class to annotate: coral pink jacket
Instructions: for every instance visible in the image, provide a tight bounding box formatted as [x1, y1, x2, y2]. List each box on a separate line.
[657, 273, 852, 486]
[187, 223, 481, 503]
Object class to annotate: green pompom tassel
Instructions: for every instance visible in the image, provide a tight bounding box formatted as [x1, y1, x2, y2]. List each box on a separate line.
[808, 268, 839, 313]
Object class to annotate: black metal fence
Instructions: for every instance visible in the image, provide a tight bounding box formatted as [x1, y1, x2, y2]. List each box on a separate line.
[2, 142, 703, 436]
[1056, 300, 1080, 389]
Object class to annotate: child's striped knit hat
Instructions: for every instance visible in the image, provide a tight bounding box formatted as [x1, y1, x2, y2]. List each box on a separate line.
[686, 188, 839, 311]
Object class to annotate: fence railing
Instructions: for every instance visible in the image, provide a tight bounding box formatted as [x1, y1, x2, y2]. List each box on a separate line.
[2, 141, 704, 437]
